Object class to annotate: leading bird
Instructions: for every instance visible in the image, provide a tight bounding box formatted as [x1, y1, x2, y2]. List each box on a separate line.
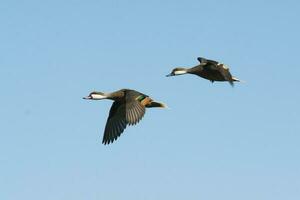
[167, 57, 240, 86]
[84, 89, 167, 145]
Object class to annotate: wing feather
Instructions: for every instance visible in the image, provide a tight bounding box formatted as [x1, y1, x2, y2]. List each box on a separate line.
[102, 90, 147, 144]
[102, 101, 127, 145]
[126, 100, 145, 125]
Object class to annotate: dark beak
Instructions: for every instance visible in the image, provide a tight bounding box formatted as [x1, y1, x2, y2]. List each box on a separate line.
[166, 73, 174, 77]
[83, 96, 92, 100]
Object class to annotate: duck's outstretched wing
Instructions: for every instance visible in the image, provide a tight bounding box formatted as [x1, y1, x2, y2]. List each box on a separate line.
[197, 57, 218, 65]
[125, 91, 146, 126]
[198, 57, 235, 86]
[197, 57, 220, 71]
[103, 101, 127, 145]
[102, 91, 146, 145]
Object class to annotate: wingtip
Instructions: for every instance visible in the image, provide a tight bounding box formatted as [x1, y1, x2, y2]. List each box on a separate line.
[102, 138, 111, 145]
[102, 140, 108, 145]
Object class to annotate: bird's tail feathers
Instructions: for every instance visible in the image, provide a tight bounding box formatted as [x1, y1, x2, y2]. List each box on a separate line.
[232, 76, 245, 83]
[146, 101, 168, 108]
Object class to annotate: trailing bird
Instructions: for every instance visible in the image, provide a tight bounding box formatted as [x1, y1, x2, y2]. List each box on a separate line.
[167, 57, 240, 86]
[83, 89, 167, 145]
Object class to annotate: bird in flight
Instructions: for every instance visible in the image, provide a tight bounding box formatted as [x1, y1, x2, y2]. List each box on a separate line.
[167, 57, 241, 86]
[83, 89, 167, 145]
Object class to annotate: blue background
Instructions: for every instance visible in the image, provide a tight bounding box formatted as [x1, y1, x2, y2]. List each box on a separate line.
[1, 1, 299, 199]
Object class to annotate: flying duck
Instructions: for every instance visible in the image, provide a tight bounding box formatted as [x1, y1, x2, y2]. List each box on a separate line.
[83, 89, 167, 145]
[167, 57, 240, 86]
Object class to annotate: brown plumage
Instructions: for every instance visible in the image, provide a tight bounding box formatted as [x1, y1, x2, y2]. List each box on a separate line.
[83, 89, 166, 145]
[167, 57, 240, 86]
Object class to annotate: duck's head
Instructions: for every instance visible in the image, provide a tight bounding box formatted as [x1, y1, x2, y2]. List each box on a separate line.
[166, 67, 188, 77]
[83, 91, 107, 100]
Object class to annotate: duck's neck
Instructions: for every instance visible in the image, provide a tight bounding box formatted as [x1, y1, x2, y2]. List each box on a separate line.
[105, 90, 126, 100]
[186, 66, 200, 75]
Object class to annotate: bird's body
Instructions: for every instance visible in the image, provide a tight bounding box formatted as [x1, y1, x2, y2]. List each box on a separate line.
[188, 65, 226, 81]
[84, 89, 166, 145]
[167, 57, 240, 86]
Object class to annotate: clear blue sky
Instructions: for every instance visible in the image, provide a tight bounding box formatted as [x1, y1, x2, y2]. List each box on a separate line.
[1, 1, 300, 199]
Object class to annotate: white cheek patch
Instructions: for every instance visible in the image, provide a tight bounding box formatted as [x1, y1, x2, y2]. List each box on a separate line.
[91, 94, 107, 99]
[174, 70, 187, 75]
